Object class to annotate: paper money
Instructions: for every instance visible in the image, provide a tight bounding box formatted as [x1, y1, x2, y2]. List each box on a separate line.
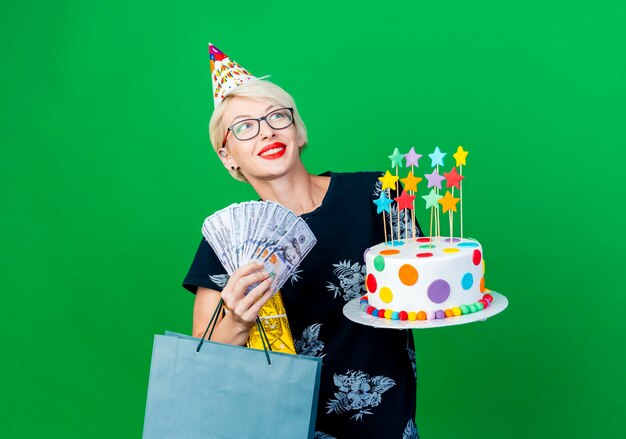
[201, 200, 317, 296]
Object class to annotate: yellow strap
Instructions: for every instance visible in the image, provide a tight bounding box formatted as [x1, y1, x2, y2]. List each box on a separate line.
[246, 291, 296, 355]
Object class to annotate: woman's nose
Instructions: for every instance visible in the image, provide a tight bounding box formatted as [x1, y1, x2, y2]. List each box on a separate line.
[259, 119, 276, 139]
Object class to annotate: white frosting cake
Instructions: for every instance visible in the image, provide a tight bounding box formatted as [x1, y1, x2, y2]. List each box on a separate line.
[362, 237, 492, 320]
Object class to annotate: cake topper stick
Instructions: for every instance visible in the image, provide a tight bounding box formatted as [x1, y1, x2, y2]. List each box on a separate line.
[378, 171, 399, 245]
[404, 147, 422, 241]
[394, 188, 415, 243]
[396, 173, 400, 242]
[449, 186, 454, 240]
[438, 190, 460, 238]
[428, 207, 434, 244]
[388, 148, 404, 244]
[435, 204, 440, 243]
[383, 213, 388, 248]
[453, 146, 469, 238]
[429, 146, 446, 242]
[459, 172, 463, 238]
[388, 189, 394, 243]
[373, 190, 393, 247]
[412, 200, 416, 241]
[444, 164, 464, 240]
[435, 165, 441, 242]
[405, 201, 409, 242]
[422, 189, 442, 246]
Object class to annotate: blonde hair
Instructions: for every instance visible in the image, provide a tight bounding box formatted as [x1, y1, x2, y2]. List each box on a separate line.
[209, 78, 308, 183]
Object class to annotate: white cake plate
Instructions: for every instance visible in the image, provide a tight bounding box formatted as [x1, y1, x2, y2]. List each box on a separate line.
[342, 291, 508, 329]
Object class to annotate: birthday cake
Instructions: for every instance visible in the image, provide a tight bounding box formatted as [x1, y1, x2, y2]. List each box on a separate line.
[361, 145, 494, 321]
[362, 237, 493, 320]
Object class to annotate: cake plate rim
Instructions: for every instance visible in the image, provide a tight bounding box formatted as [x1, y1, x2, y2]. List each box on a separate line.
[342, 291, 508, 329]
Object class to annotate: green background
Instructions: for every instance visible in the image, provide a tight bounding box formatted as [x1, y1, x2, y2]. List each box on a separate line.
[2, 0, 624, 437]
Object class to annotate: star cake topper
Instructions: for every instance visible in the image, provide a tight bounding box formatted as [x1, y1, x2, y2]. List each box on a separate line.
[373, 191, 394, 214]
[429, 146, 446, 167]
[404, 147, 422, 167]
[453, 145, 469, 167]
[378, 170, 399, 191]
[388, 148, 405, 168]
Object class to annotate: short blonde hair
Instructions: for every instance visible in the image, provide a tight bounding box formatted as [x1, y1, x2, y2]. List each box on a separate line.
[209, 78, 308, 183]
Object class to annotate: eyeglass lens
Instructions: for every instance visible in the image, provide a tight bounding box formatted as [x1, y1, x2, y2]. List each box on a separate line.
[231, 108, 293, 141]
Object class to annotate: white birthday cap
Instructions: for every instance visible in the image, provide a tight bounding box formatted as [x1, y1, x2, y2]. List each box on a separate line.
[209, 43, 256, 107]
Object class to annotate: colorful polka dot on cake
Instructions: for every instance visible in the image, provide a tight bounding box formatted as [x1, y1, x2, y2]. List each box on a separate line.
[398, 264, 418, 286]
[380, 249, 400, 256]
[366, 273, 377, 292]
[379, 286, 393, 303]
[473, 249, 482, 265]
[461, 272, 474, 290]
[428, 279, 450, 303]
[457, 242, 479, 248]
[374, 255, 385, 271]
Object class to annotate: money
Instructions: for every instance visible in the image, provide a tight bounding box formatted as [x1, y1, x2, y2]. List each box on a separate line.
[201, 201, 317, 296]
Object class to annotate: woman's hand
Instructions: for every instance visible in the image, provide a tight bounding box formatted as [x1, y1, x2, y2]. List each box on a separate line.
[220, 261, 274, 331]
[193, 261, 274, 345]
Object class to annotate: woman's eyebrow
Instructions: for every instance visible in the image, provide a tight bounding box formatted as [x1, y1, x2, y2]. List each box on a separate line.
[231, 105, 278, 124]
[232, 114, 251, 123]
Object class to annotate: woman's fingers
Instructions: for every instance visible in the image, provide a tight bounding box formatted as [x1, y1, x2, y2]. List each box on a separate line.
[228, 261, 264, 286]
[220, 261, 274, 326]
[222, 262, 266, 301]
[229, 277, 274, 324]
[240, 280, 274, 321]
[231, 270, 270, 298]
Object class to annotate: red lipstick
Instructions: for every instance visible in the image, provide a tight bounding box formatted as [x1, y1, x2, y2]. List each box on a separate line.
[258, 142, 287, 160]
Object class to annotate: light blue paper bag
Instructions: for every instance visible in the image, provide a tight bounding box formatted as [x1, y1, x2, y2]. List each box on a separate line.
[142, 331, 322, 439]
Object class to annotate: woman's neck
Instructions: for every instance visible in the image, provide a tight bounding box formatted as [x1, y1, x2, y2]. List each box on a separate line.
[248, 165, 329, 216]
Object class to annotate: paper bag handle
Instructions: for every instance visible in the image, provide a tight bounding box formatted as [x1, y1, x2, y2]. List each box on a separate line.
[196, 298, 273, 366]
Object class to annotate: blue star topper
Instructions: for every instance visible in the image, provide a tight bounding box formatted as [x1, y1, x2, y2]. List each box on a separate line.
[373, 191, 394, 214]
[429, 146, 446, 167]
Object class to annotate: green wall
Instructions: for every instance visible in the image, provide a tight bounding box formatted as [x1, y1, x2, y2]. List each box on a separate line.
[2, 1, 624, 437]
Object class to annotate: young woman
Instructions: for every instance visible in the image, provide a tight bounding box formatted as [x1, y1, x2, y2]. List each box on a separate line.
[183, 78, 421, 438]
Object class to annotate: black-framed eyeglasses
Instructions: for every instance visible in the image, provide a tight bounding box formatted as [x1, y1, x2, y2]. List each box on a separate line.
[222, 107, 294, 146]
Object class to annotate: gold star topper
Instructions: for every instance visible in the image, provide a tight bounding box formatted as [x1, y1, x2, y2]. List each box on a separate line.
[400, 171, 423, 193]
[452, 145, 469, 167]
[438, 191, 460, 213]
[378, 170, 399, 190]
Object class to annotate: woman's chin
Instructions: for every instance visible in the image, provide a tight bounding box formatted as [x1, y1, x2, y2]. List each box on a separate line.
[250, 154, 302, 179]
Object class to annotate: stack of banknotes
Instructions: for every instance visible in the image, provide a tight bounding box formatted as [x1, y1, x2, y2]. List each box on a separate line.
[202, 201, 317, 296]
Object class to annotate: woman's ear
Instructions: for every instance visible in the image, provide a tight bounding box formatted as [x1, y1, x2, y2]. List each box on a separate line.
[297, 136, 305, 148]
[217, 148, 238, 170]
